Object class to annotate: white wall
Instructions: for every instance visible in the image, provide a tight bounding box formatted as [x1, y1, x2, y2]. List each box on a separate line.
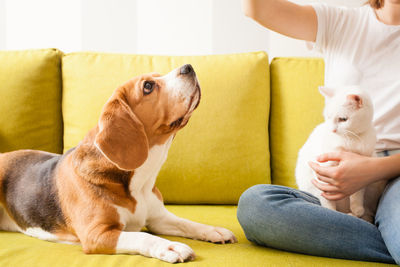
[82, 0, 137, 53]
[212, 0, 270, 54]
[0, 0, 5, 50]
[0, 0, 365, 58]
[136, 0, 213, 55]
[5, 0, 81, 51]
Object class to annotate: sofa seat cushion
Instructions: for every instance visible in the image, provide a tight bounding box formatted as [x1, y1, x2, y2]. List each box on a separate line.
[0, 205, 393, 266]
[0, 49, 63, 153]
[62, 52, 271, 204]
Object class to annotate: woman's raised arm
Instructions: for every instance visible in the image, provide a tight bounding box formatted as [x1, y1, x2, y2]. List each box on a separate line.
[242, 0, 318, 42]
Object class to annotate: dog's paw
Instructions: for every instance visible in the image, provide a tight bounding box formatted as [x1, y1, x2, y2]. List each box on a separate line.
[203, 227, 237, 244]
[154, 241, 195, 263]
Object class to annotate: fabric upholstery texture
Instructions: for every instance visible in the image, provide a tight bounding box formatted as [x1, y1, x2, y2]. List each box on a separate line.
[269, 58, 325, 188]
[0, 206, 389, 267]
[62, 52, 271, 204]
[0, 49, 63, 153]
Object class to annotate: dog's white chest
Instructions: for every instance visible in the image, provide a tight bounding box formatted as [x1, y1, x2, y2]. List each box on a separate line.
[115, 137, 173, 231]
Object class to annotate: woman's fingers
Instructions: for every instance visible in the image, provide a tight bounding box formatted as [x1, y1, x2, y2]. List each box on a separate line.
[308, 161, 334, 177]
[316, 151, 344, 163]
[321, 192, 346, 201]
[312, 179, 346, 200]
[314, 174, 337, 185]
[311, 178, 339, 192]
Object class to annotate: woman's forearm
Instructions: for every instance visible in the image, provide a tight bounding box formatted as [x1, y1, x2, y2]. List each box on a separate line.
[241, 0, 317, 41]
[373, 153, 400, 182]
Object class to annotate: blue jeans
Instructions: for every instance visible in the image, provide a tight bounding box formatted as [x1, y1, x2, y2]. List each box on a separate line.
[237, 151, 400, 264]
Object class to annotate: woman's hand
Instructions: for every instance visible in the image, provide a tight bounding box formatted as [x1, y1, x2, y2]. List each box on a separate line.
[308, 151, 381, 201]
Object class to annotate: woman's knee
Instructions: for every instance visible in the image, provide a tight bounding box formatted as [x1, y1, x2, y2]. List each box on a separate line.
[238, 184, 270, 208]
[237, 184, 274, 241]
[238, 184, 283, 218]
[237, 184, 292, 239]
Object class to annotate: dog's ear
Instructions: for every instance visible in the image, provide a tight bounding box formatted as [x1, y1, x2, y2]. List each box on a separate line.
[95, 91, 149, 170]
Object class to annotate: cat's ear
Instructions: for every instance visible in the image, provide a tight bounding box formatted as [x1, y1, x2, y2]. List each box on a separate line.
[346, 94, 363, 109]
[318, 86, 335, 99]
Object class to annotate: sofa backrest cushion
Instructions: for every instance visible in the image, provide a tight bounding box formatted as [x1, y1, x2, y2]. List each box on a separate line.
[0, 49, 63, 153]
[62, 52, 270, 204]
[270, 58, 324, 188]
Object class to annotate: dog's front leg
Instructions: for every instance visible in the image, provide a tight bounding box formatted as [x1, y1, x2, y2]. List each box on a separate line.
[80, 227, 195, 263]
[146, 207, 237, 244]
[116, 232, 195, 263]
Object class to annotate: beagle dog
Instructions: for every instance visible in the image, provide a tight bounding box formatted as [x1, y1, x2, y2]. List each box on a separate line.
[0, 64, 237, 263]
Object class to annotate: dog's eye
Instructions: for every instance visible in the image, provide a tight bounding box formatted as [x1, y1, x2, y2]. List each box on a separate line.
[338, 117, 348, 122]
[143, 81, 154, 95]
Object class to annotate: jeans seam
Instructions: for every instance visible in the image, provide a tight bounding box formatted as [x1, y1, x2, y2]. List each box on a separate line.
[288, 189, 320, 205]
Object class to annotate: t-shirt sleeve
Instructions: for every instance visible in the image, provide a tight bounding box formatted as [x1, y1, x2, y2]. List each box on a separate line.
[307, 3, 348, 54]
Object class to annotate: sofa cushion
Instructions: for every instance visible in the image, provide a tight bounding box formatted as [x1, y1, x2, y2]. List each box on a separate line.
[62, 52, 270, 204]
[270, 58, 325, 188]
[0, 49, 63, 153]
[0, 205, 391, 266]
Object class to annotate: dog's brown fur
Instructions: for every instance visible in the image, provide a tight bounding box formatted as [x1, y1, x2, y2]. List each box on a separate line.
[0, 68, 201, 254]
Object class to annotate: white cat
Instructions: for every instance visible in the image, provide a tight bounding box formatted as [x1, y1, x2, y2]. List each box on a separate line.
[295, 85, 386, 222]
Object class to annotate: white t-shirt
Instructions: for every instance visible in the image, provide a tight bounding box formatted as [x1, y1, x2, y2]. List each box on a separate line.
[310, 4, 400, 152]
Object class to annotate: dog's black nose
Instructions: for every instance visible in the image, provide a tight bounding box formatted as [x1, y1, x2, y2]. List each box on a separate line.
[180, 64, 193, 75]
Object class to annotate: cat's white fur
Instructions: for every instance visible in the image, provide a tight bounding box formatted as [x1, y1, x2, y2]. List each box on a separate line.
[296, 85, 386, 222]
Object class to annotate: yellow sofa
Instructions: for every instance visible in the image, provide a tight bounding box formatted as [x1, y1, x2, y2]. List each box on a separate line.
[0, 49, 394, 266]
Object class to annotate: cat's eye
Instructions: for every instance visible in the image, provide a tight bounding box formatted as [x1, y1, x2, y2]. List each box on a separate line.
[338, 117, 348, 122]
